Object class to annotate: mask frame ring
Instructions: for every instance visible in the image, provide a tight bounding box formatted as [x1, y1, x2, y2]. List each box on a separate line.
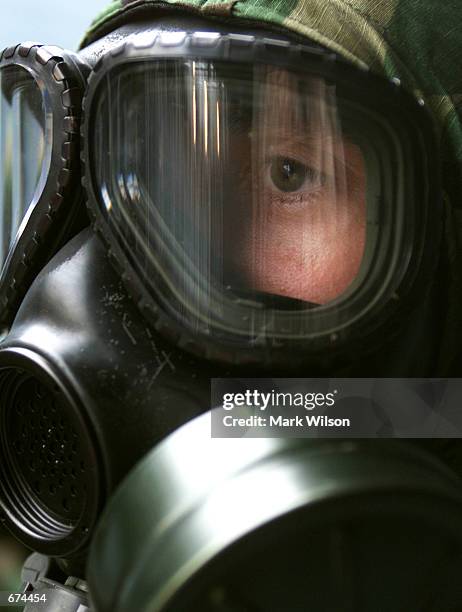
[82, 29, 442, 367]
[0, 43, 89, 333]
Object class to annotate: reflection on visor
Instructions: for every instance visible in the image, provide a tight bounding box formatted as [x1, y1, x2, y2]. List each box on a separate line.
[0, 65, 47, 269]
[93, 59, 378, 342]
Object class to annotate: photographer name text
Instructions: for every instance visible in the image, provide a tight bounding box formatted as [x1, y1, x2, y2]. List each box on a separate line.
[222, 414, 350, 428]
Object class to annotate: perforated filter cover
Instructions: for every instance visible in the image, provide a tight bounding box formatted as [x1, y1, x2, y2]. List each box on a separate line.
[0, 347, 101, 557]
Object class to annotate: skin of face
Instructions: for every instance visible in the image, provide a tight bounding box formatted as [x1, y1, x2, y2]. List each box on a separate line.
[225, 68, 367, 305]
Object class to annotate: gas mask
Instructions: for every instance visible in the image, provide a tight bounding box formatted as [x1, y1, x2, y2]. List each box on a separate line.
[1, 10, 462, 612]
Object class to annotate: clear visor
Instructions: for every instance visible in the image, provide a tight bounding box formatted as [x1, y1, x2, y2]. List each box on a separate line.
[92, 60, 405, 343]
[0, 65, 48, 270]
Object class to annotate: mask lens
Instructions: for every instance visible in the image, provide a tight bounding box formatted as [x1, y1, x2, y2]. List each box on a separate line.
[0, 65, 48, 269]
[89, 55, 433, 350]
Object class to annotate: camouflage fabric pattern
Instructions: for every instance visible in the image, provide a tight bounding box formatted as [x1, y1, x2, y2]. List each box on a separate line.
[82, 1, 460, 116]
[81, 0, 462, 373]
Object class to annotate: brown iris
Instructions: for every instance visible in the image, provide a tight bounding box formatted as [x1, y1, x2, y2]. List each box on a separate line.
[270, 156, 309, 192]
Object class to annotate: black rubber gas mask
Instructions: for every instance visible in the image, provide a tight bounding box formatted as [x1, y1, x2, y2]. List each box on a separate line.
[0, 18, 442, 367]
[1, 15, 461, 612]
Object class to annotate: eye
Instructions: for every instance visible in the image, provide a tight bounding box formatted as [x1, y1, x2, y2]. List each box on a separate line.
[269, 156, 320, 193]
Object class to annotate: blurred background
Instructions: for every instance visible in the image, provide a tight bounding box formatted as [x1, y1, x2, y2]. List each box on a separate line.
[0, 0, 109, 600]
[0, 0, 110, 51]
